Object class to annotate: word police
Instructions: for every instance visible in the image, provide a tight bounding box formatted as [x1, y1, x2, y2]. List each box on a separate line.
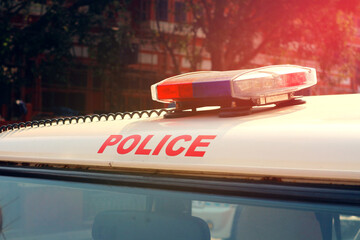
[98, 134, 216, 157]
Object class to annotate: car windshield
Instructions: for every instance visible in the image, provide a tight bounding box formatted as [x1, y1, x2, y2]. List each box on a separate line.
[0, 174, 359, 240]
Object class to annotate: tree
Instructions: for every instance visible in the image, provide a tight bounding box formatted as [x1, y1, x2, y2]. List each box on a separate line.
[132, 0, 205, 75]
[189, 0, 358, 84]
[0, 0, 134, 115]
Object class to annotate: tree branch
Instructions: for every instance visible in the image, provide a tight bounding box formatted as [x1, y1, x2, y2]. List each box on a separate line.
[235, 31, 274, 68]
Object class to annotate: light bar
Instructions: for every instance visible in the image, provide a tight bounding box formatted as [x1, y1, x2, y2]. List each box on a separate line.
[151, 65, 317, 105]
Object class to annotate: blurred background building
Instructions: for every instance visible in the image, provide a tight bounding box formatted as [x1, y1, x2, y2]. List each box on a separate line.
[0, 0, 359, 124]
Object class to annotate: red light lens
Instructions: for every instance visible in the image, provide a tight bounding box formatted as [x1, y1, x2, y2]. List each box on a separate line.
[157, 83, 193, 100]
[282, 72, 306, 87]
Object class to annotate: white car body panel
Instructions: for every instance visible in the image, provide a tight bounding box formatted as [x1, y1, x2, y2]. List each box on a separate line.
[1, 94, 360, 183]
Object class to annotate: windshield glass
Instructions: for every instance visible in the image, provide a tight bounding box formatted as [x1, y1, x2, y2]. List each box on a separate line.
[0, 175, 359, 240]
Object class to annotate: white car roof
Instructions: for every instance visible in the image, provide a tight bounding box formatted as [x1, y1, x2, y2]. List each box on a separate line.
[0, 94, 360, 184]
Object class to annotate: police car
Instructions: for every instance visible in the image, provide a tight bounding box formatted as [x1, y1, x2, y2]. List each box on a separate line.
[0, 65, 359, 240]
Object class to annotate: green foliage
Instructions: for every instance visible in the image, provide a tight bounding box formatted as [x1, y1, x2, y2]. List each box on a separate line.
[0, 0, 133, 86]
[189, 0, 359, 85]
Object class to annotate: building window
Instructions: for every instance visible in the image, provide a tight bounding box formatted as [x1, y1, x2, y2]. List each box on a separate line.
[137, 0, 150, 21]
[132, 0, 150, 22]
[175, 2, 186, 23]
[156, 0, 168, 21]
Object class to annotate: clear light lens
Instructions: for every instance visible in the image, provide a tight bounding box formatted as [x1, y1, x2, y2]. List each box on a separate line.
[232, 66, 316, 99]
